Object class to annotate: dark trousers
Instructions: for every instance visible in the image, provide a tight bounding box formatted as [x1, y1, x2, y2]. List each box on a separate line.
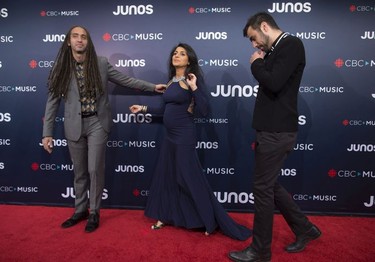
[251, 131, 312, 254]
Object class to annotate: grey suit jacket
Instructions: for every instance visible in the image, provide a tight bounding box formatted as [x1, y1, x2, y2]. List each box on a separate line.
[43, 56, 155, 141]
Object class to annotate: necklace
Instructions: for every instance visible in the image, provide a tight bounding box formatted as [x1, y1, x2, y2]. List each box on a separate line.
[172, 76, 185, 82]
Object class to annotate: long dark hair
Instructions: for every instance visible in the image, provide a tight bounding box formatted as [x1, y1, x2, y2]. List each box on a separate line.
[168, 43, 203, 81]
[47, 25, 103, 98]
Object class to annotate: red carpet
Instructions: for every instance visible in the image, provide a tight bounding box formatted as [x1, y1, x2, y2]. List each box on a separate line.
[0, 204, 374, 262]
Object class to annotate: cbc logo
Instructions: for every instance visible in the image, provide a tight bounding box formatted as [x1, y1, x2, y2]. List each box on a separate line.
[29, 60, 55, 69]
[351, 5, 375, 12]
[40, 10, 79, 16]
[107, 141, 124, 147]
[342, 120, 375, 126]
[132, 188, 149, 197]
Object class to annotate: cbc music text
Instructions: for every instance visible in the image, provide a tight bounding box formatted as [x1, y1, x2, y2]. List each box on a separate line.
[292, 32, 326, 40]
[353, 5, 375, 12]
[41, 11, 79, 17]
[194, 118, 228, 124]
[35, 164, 73, 171]
[205, 168, 235, 175]
[344, 120, 375, 126]
[190, 7, 231, 14]
[198, 59, 239, 67]
[299, 86, 344, 93]
[293, 194, 337, 202]
[107, 140, 156, 148]
[341, 59, 375, 67]
[205, 168, 298, 176]
[0, 139, 11, 146]
[0, 186, 38, 193]
[335, 170, 374, 178]
[0, 35, 13, 42]
[0, 86, 37, 92]
[294, 144, 313, 151]
[107, 33, 163, 41]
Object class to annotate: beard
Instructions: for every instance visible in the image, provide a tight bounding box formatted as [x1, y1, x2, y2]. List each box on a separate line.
[259, 31, 271, 52]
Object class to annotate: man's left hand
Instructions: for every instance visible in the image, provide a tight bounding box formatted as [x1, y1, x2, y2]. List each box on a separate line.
[154, 84, 166, 93]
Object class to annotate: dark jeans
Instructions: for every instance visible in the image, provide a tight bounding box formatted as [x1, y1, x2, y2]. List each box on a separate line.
[251, 131, 312, 254]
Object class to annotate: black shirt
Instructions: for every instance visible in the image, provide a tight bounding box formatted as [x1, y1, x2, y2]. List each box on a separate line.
[251, 34, 305, 132]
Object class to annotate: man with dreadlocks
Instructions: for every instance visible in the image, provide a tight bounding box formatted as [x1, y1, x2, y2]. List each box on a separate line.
[42, 26, 165, 233]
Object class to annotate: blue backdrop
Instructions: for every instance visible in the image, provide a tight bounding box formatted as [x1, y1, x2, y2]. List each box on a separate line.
[0, 0, 374, 215]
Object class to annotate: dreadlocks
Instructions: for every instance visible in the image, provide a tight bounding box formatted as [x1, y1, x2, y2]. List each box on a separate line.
[47, 25, 103, 99]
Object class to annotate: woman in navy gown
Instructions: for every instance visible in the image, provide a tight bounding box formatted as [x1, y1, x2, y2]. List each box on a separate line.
[130, 43, 251, 240]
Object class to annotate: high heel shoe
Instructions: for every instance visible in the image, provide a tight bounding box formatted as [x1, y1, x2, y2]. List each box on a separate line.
[151, 221, 165, 230]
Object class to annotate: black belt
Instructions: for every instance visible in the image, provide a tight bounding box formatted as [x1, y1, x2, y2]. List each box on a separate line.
[81, 112, 97, 118]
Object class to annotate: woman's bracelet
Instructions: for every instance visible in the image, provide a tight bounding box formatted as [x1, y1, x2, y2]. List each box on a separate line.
[141, 105, 148, 113]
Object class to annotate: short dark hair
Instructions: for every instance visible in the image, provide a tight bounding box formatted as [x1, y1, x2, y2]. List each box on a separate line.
[243, 12, 280, 37]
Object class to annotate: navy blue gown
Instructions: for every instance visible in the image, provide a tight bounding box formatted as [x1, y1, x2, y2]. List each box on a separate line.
[144, 81, 252, 240]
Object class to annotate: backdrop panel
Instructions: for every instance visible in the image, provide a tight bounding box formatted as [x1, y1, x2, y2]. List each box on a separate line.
[0, 0, 374, 215]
